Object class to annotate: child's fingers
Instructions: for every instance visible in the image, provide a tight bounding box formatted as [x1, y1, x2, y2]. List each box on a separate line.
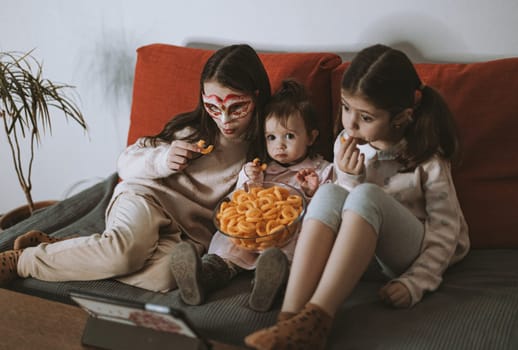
[295, 171, 305, 183]
[244, 162, 258, 177]
[342, 149, 358, 167]
[297, 168, 314, 177]
[341, 138, 358, 161]
[354, 153, 365, 173]
[379, 282, 411, 308]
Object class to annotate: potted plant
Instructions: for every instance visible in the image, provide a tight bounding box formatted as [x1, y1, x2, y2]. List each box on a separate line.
[0, 50, 87, 229]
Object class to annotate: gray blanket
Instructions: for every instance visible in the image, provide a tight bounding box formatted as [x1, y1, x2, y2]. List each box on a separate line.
[1, 173, 518, 349]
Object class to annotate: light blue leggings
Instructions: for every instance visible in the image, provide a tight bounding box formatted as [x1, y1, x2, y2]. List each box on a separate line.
[304, 183, 424, 278]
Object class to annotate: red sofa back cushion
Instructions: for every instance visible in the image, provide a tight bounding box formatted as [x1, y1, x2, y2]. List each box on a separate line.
[332, 58, 518, 248]
[128, 44, 341, 160]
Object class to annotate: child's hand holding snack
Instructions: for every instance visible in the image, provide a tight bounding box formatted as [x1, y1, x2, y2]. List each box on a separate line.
[337, 136, 365, 175]
[244, 158, 267, 182]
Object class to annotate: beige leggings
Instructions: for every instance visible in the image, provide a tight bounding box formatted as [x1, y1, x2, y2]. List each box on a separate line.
[17, 192, 186, 293]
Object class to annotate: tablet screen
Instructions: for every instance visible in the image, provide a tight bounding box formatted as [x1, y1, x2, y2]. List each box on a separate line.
[70, 292, 198, 339]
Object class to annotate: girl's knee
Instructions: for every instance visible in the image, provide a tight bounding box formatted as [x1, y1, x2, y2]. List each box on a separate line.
[344, 184, 386, 232]
[304, 184, 349, 232]
[348, 183, 385, 203]
[105, 247, 148, 276]
[309, 183, 348, 210]
[106, 256, 134, 276]
[313, 183, 345, 199]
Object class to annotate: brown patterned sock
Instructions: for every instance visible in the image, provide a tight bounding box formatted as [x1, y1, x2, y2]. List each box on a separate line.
[245, 303, 333, 350]
[0, 249, 22, 285]
[13, 230, 73, 250]
[277, 311, 296, 322]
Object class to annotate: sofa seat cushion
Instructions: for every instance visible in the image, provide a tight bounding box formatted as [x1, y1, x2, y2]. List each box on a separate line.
[7, 244, 518, 348]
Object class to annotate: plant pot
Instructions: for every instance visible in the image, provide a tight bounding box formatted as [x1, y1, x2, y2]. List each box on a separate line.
[0, 200, 58, 231]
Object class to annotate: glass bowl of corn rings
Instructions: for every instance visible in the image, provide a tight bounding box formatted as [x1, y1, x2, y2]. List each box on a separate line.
[213, 181, 306, 252]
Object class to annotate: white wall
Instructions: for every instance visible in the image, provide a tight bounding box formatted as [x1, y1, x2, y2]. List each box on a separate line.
[1, 0, 517, 214]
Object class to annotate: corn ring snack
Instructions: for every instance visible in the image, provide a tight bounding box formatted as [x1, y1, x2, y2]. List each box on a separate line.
[257, 196, 274, 207]
[237, 221, 256, 235]
[256, 221, 267, 236]
[249, 187, 261, 197]
[286, 195, 303, 206]
[257, 187, 275, 198]
[263, 207, 280, 219]
[234, 192, 254, 204]
[252, 158, 268, 171]
[245, 208, 263, 222]
[274, 186, 286, 201]
[197, 139, 214, 154]
[279, 217, 293, 225]
[236, 202, 254, 214]
[266, 220, 284, 234]
[281, 206, 298, 220]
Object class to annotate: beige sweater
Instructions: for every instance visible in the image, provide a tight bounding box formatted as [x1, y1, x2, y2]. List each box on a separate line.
[114, 129, 249, 250]
[334, 130, 470, 306]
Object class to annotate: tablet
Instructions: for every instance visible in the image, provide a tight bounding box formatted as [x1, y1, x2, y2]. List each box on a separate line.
[69, 290, 210, 350]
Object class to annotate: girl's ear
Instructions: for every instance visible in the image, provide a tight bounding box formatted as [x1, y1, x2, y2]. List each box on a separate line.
[308, 129, 319, 145]
[392, 108, 413, 128]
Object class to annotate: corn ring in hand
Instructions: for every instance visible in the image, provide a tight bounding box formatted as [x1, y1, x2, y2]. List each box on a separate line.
[197, 139, 214, 154]
[252, 157, 268, 171]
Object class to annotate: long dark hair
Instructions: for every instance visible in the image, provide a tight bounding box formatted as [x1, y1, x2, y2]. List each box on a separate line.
[143, 44, 271, 160]
[264, 79, 319, 159]
[339, 44, 460, 169]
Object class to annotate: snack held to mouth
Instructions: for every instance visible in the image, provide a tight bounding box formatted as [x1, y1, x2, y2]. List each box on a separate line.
[252, 158, 268, 171]
[197, 139, 214, 154]
[340, 135, 347, 144]
[214, 182, 305, 251]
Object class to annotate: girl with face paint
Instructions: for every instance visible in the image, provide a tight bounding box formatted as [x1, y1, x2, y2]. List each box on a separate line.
[0, 45, 272, 295]
[170, 79, 334, 312]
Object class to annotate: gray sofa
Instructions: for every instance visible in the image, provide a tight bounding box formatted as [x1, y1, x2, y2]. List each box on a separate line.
[1, 180, 518, 349]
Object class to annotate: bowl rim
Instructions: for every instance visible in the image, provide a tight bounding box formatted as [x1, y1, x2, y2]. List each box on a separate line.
[213, 181, 307, 240]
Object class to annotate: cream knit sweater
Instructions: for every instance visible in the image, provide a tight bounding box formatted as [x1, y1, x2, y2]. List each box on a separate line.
[114, 128, 249, 250]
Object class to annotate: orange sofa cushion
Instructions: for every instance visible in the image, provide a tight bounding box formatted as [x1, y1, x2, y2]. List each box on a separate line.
[332, 58, 518, 248]
[128, 44, 341, 160]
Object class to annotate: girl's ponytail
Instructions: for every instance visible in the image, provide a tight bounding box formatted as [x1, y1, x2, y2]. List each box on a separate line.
[403, 84, 460, 169]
